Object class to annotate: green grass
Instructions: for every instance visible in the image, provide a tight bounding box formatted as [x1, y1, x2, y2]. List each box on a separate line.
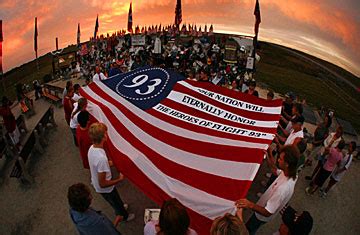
[257, 42, 360, 133]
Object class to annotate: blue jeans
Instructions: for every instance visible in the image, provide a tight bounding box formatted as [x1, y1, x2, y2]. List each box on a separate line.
[100, 188, 128, 220]
[246, 213, 266, 235]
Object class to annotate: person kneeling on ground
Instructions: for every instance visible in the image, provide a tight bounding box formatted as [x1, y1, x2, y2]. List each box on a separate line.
[88, 122, 135, 227]
[144, 198, 197, 235]
[68, 183, 121, 235]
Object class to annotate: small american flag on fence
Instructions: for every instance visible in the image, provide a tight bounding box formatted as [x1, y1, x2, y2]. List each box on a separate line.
[80, 66, 282, 234]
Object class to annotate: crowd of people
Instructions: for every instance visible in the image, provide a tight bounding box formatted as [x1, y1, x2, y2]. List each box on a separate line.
[76, 25, 262, 96]
[1, 26, 353, 235]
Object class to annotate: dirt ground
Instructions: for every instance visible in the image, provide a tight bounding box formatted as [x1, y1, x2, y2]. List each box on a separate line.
[0, 79, 359, 235]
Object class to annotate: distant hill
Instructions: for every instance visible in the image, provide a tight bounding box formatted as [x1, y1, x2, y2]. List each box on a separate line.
[256, 41, 360, 133]
[1, 39, 359, 133]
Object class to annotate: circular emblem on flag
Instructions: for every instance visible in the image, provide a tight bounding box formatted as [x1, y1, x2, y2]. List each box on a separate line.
[116, 67, 170, 101]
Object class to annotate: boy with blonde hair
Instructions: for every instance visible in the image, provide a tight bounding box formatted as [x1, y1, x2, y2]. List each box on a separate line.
[88, 122, 135, 227]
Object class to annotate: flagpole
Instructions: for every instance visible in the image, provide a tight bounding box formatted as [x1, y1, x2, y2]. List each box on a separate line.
[34, 17, 39, 72]
[253, 0, 261, 71]
[0, 20, 5, 93]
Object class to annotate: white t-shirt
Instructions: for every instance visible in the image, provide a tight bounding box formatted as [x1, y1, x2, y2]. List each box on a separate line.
[323, 132, 342, 148]
[319, 132, 342, 155]
[255, 171, 297, 222]
[284, 129, 303, 146]
[331, 153, 353, 181]
[72, 93, 82, 102]
[154, 37, 162, 54]
[92, 72, 107, 82]
[69, 103, 79, 129]
[88, 146, 114, 193]
[144, 220, 198, 235]
[285, 117, 294, 133]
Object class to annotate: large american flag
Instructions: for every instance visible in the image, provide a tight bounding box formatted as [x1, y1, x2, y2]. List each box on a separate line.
[80, 67, 282, 234]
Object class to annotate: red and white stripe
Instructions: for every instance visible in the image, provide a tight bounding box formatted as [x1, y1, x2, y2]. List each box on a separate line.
[80, 79, 282, 234]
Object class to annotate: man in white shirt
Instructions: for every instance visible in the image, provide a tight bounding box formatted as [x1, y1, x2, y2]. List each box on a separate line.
[92, 66, 107, 82]
[275, 115, 304, 148]
[236, 145, 300, 235]
[88, 122, 135, 227]
[72, 84, 82, 102]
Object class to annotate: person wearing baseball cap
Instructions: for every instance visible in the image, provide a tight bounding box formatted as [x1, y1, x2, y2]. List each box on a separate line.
[276, 115, 305, 149]
[275, 206, 313, 235]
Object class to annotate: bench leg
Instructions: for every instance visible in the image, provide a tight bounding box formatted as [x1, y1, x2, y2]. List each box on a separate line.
[4, 146, 16, 159]
[37, 124, 48, 146]
[49, 106, 57, 127]
[18, 157, 34, 184]
[34, 130, 45, 154]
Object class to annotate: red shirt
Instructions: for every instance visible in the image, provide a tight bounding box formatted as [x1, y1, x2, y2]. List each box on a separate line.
[63, 96, 74, 125]
[76, 126, 91, 169]
[0, 105, 16, 133]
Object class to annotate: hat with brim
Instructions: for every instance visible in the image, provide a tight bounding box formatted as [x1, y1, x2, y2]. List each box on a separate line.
[281, 206, 313, 235]
[285, 92, 296, 100]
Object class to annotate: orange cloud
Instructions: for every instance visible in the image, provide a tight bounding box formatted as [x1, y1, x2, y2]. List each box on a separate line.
[265, 0, 360, 56]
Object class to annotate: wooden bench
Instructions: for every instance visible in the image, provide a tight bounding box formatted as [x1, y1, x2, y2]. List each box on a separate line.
[42, 84, 62, 107]
[20, 96, 35, 118]
[9, 106, 57, 183]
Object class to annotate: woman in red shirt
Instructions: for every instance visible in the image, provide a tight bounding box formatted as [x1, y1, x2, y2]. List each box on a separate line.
[63, 88, 75, 125]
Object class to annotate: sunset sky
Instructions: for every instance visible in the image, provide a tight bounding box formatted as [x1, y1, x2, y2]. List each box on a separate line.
[1, 0, 359, 77]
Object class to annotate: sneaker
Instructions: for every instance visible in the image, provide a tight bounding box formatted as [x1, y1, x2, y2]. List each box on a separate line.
[305, 176, 312, 180]
[265, 173, 272, 178]
[260, 180, 267, 187]
[125, 213, 135, 222]
[123, 204, 129, 210]
[256, 192, 263, 198]
[320, 191, 327, 198]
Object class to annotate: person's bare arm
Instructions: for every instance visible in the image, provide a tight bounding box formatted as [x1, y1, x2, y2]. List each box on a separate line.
[278, 125, 289, 137]
[266, 148, 278, 174]
[276, 134, 287, 143]
[236, 208, 244, 222]
[236, 199, 272, 217]
[292, 137, 302, 147]
[98, 172, 124, 188]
